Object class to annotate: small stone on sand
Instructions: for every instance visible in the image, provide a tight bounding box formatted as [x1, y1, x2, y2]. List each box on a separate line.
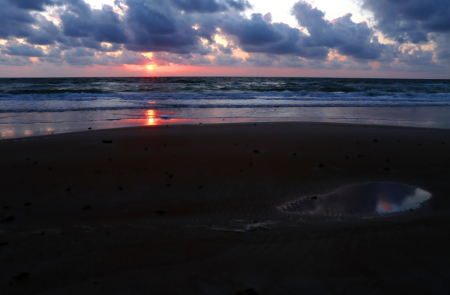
[253, 150, 260, 153]
[24, 203, 32, 206]
[13, 272, 29, 281]
[82, 205, 91, 210]
[235, 289, 259, 295]
[155, 211, 165, 215]
[102, 140, 113, 144]
[312, 196, 318, 200]
[2, 216, 16, 223]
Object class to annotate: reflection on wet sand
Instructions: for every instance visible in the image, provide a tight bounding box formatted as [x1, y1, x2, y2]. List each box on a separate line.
[281, 183, 432, 217]
[146, 110, 156, 125]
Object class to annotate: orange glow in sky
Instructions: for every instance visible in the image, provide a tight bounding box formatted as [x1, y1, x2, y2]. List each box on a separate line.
[147, 65, 153, 70]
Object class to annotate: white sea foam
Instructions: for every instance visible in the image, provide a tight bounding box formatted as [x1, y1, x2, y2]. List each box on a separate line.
[1, 91, 450, 113]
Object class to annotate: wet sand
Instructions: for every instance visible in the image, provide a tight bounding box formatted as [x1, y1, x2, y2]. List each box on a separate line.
[1, 122, 450, 295]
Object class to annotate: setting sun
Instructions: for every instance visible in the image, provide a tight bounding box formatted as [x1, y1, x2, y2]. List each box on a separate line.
[147, 65, 153, 70]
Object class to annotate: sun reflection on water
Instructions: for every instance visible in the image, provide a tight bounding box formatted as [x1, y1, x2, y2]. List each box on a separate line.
[146, 110, 156, 125]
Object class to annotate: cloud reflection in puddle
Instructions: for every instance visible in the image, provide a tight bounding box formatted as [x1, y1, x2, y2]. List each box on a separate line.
[281, 183, 432, 218]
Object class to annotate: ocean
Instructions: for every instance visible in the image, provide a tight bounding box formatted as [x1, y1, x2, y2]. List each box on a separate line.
[1, 77, 450, 138]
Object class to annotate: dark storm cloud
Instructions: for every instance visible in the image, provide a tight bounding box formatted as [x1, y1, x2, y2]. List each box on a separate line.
[59, 3, 128, 44]
[220, 2, 385, 61]
[361, 0, 450, 44]
[60, 47, 151, 66]
[3, 42, 47, 57]
[27, 15, 61, 45]
[152, 52, 212, 66]
[122, 0, 211, 54]
[292, 1, 384, 60]
[0, 0, 447, 72]
[0, 54, 34, 66]
[0, 0, 36, 39]
[7, 0, 58, 11]
[171, 0, 250, 13]
[217, 44, 233, 54]
[432, 34, 450, 61]
[221, 13, 329, 59]
[213, 53, 242, 66]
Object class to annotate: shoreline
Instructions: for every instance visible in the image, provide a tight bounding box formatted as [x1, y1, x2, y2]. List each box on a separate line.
[3, 116, 450, 141]
[3, 105, 450, 140]
[3, 119, 450, 141]
[1, 121, 450, 294]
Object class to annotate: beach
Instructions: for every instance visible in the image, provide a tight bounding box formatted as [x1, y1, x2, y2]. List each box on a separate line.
[1, 121, 450, 294]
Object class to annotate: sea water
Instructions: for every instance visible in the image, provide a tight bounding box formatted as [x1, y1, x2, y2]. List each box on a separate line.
[1, 77, 450, 138]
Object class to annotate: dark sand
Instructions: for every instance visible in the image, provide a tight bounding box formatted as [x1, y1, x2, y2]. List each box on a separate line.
[1, 122, 450, 294]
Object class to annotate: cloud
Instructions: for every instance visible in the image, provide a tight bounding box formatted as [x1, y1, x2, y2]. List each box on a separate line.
[361, 0, 450, 44]
[153, 52, 212, 66]
[7, 0, 57, 11]
[61, 47, 152, 66]
[2, 42, 47, 57]
[0, 0, 448, 74]
[292, 1, 384, 60]
[221, 13, 329, 59]
[171, 0, 250, 13]
[59, 3, 128, 44]
[0, 53, 34, 66]
[123, 0, 213, 54]
[0, 0, 37, 40]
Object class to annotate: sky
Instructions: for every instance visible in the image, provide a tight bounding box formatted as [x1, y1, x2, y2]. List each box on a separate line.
[0, 0, 449, 78]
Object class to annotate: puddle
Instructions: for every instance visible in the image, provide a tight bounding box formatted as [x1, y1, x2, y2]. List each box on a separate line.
[211, 221, 279, 233]
[280, 183, 432, 218]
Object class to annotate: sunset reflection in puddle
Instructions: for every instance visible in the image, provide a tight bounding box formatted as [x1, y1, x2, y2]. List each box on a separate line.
[281, 183, 432, 218]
